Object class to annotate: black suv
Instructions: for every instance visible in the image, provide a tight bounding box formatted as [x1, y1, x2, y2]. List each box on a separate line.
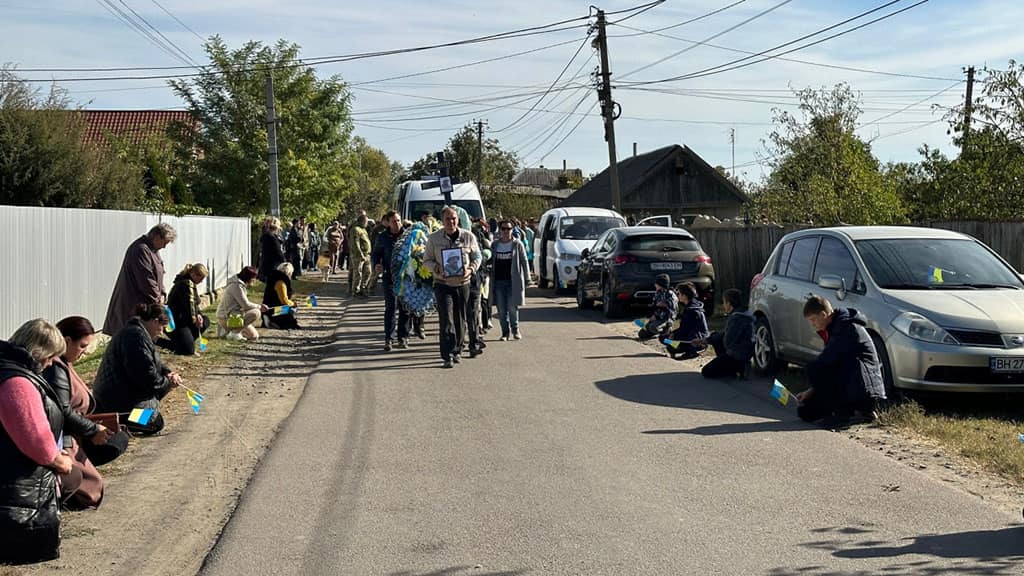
[576, 226, 715, 318]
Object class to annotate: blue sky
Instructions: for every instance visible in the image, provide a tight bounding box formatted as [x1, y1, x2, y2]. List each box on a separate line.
[3, 0, 1022, 179]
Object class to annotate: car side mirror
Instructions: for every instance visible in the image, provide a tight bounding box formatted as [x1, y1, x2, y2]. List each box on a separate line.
[818, 274, 847, 300]
[581, 248, 590, 260]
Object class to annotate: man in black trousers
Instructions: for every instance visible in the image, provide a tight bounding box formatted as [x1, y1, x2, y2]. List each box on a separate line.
[372, 210, 410, 352]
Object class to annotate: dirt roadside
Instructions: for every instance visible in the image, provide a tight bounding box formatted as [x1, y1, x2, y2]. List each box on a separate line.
[556, 294, 1024, 521]
[12, 277, 350, 576]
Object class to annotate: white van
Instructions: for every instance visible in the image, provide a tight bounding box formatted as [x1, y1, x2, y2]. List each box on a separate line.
[394, 179, 486, 222]
[534, 207, 626, 291]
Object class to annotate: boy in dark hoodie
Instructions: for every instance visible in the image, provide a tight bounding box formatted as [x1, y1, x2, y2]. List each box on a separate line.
[795, 296, 887, 427]
[665, 282, 709, 360]
[700, 288, 754, 379]
[637, 274, 678, 341]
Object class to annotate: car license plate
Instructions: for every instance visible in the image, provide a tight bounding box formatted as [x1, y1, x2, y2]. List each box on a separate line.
[990, 357, 1024, 373]
[650, 262, 683, 270]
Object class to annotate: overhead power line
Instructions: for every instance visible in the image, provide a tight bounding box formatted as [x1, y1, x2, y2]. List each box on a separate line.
[94, 0, 195, 68]
[114, 0, 200, 67]
[609, 21, 961, 82]
[610, 0, 747, 37]
[149, 0, 205, 43]
[859, 81, 962, 128]
[620, 0, 932, 86]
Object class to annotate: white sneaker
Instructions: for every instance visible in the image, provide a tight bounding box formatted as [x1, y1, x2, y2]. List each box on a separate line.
[512, 330, 522, 340]
[226, 332, 245, 341]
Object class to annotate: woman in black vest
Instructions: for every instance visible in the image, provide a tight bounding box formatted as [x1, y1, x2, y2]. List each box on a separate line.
[0, 319, 72, 565]
[262, 262, 300, 330]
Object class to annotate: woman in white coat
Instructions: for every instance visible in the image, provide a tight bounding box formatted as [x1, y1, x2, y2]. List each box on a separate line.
[216, 266, 268, 341]
[488, 220, 531, 340]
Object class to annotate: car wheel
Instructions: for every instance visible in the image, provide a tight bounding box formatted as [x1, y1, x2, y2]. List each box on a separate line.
[577, 280, 593, 310]
[753, 318, 784, 376]
[869, 333, 901, 402]
[602, 279, 624, 318]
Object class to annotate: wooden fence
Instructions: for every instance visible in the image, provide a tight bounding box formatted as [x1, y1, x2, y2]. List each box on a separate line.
[690, 221, 1024, 302]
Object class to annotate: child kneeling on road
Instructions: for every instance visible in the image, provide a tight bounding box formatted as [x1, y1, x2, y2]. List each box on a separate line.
[665, 282, 709, 360]
[637, 274, 678, 341]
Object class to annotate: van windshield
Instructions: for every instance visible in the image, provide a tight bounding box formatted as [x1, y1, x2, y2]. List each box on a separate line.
[559, 216, 623, 240]
[856, 238, 1024, 289]
[409, 200, 484, 220]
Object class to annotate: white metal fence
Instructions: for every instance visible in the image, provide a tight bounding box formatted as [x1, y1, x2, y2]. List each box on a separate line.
[0, 206, 251, 338]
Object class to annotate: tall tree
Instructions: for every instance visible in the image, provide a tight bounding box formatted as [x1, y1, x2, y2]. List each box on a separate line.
[755, 83, 905, 225]
[0, 66, 142, 209]
[343, 136, 396, 221]
[404, 123, 520, 187]
[169, 37, 356, 221]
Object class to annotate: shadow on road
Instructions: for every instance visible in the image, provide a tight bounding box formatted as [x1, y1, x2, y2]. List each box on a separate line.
[766, 525, 1024, 575]
[388, 567, 526, 576]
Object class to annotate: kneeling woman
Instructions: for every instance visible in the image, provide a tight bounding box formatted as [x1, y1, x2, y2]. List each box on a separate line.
[92, 304, 183, 434]
[42, 316, 128, 510]
[217, 266, 268, 341]
[0, 319, 72, 565]
[160, 263, 209, 355]
[262, 262, 299, 330]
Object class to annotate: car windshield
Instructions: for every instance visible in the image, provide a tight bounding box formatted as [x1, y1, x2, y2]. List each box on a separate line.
[623, 235, 700, 252]
[559, 216, 623, 240]
[409, 200, 483, 220]
[855, 238, 1024, 289]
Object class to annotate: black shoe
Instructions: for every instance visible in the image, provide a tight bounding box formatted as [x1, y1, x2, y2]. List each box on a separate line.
[396, 339, 408, 349]
[477, 340, 487, 349]
[384, 341, 392, 352]
[442, 359, 453, 369]
[469, 348, 482, 358]
[452, 354, 461, 364]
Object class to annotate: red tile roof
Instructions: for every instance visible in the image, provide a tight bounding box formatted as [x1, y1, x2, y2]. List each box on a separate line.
[82, 110, 196, 147]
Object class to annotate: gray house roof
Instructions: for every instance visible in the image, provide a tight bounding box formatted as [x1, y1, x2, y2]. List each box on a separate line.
[560, 145, 748, 208]
[512, 167, 583, 190]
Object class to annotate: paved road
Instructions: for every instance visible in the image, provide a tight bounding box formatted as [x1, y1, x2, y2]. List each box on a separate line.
[200, 293, 1022, 576]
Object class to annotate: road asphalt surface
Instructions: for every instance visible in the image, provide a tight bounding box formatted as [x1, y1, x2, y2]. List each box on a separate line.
[200, 294, 1023, 576]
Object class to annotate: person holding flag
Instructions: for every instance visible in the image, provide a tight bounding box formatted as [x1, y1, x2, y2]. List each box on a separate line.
[795, 296, 887, 428]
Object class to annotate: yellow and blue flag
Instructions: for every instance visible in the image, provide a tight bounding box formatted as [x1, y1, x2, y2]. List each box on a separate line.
[663, 338, 681, 349]
[306, 294, 318, 308]
[198, 337, 208, 352]
[185, 389, 204, 415]
[928, 266, 944, 284]
[128, 408, 155, 425]
[164, 306, 176, 333]
[1018, 432, 1024, 443]
[634, 319, 646, 328]
[272, 305, 292, 316]
[770, 380, 791, 406]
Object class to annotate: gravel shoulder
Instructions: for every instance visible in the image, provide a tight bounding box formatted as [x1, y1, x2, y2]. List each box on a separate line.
[12, 277, 349, 576]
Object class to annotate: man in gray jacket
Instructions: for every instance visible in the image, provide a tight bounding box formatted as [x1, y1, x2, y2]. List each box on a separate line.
[424, 207, 481, 369]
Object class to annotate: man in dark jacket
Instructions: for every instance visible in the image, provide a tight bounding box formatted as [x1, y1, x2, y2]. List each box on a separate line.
[701, 288, 754, 379]
[373, 210, 410, 352]
[103, 223, 175, 336]
[796, 296, 887, 426]
[667, 283, 710, 360]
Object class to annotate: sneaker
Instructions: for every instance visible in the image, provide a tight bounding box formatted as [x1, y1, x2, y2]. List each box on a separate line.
[512, 330, 522, 340]
[442, 359, 453, 369]
[452, 354, 461, 364]
[416, 329, 426, 340]
[396, 339, 408, 349]
[500, 335, 509, 341]
[384, 341, 392, 352]
[226, 332, 245, 342]
[469, 348, 482, 358]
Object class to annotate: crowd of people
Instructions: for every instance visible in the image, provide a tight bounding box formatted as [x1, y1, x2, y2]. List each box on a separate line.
[0, 220, 316, 565]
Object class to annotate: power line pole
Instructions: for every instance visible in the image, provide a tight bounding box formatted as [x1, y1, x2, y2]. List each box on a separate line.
[729, 128, 736, 177]
[962, 65, 976, 151]
[265, 74, 281, 217]
[475, 119, 487, 186]
[593, 9, 621, 212]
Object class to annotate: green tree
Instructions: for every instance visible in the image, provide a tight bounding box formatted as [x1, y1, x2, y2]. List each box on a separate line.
[0, 66, 142, 209]
[404, 123, 520, 187]
[343, 136, 396, 221]
[169, 37, 356, 221]
[755, 83, 905, 225]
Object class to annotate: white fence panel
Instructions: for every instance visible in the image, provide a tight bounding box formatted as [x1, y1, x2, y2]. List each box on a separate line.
[0, 206, 250, 338]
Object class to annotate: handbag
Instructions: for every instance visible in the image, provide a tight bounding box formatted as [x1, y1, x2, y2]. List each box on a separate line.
[226, 313, 245, 330]
[86, 412, 120, 432]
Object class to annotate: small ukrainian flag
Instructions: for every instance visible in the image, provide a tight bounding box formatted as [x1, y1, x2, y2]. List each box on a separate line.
[1018, 432, 1024, 444]
[198, 337, 208, 352]
[663, 338, 681, 349]
[164, 306, 176, 333]
[770, 380, 791, 406]
[272, 305, 292, 316]
[634, 319, 646, 328]
[307, 294, 318, 308]
[928, 266, 944, 284]
[185, 389, 205, 415]
[128, 408, 155, 425]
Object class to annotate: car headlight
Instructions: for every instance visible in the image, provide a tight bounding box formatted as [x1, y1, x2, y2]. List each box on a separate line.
[891, 312, 958, 344]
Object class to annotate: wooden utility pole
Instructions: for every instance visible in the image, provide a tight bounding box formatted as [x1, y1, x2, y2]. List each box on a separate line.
[729, 128, 736, 177]
[475, 119, 487, 186]
[962, 65, 976, 151]
[593, 9, 621, 211]
[265, 75, 280, 217]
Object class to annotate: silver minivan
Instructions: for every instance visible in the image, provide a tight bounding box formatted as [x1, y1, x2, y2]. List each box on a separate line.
[749, 226, 1024, 393]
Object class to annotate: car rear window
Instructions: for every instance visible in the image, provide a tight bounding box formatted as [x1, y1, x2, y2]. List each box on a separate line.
[783, 237, 819, 281]
[623, 235, 700, 252]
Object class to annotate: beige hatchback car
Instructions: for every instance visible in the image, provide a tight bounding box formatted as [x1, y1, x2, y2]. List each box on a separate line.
[749, 226, 1024, 393]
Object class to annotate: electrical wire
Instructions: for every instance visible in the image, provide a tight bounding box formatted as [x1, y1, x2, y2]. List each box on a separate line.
[617, 0, 793, 80]
[621, 0, 931, 86]
[529, 100, 600, 167]
[94, 0, 194, 68]
[608, 0, 665, 24]
[115, 0, 200, 67]
[609, 21, 961, 82]
[609, 0, 747, 37]
[150, 0, 205, 43]
[858, 81, 962, 128]
[493, 35, 593, 132]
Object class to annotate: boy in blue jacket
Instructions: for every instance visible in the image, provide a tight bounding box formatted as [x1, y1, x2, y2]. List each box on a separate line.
[665, 282, 709, 360]
[700, 288, 754, 379]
